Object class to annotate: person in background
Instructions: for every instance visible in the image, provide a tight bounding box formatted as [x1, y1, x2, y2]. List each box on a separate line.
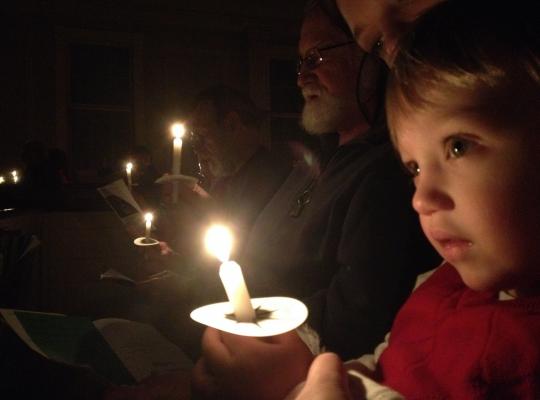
[191, 1, 440, 398]
[156, 85, 292, 262]
[189, 85, 292, 256]
[291, 0, 540, 398]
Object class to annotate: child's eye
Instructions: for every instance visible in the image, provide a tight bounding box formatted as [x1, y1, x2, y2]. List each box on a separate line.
[446, 137, 471, 158]
[403, 161, 420, 178]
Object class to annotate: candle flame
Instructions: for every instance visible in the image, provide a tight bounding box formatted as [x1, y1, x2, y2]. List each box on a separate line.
[144, 212, 153, 223]
[126, 162, 133, 173]
[205, 224, 233, 263]
[0, 176, 4, 184]
[11, 170, 17, 177]
[171, 123, 185, 139]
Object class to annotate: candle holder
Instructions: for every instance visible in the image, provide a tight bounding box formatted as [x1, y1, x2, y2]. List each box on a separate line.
[134, 212, 158, 247]
[190, 296, 308, 337]
[155, 173, 198, 187]
[133, 237, 159, 247]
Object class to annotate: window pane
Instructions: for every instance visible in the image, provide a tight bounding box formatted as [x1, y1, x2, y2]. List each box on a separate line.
[70, 109, 132, 170]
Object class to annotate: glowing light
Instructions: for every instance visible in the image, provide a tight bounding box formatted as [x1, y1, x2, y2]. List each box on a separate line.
[171, 123, 185, 139]
[144, 212, 153, 238]
[125, 162, 133, 190]
[204, 224, 233, 263]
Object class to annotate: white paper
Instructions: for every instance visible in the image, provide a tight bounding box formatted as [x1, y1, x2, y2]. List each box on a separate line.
[97, 179, 143, 229]
[94, 318, 193, 382]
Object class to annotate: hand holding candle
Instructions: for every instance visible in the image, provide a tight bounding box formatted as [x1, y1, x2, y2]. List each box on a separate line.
[205, 224, 256, 322]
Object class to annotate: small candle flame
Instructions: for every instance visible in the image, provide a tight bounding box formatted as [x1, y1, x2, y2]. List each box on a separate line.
[126, 162, 133, 173]
[171, 123, 185, 139]
[205, 224, 233, 263]
[144, 212, 153, 223]
[0, 176, 4, 184]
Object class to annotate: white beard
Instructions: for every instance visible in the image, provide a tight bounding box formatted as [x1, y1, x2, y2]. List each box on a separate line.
[301, 88, 357, 135]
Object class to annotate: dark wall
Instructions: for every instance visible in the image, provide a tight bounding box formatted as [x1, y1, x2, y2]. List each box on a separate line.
[1, 0, 304, 179]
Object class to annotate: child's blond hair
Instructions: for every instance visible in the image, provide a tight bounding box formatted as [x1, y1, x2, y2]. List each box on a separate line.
[386, 0, 540, 143]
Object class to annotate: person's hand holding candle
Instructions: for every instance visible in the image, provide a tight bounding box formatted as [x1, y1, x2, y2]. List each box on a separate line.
[192, 327, 314, 400]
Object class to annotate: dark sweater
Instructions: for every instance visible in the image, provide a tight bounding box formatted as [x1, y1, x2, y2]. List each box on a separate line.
[239, 125, 440, 359]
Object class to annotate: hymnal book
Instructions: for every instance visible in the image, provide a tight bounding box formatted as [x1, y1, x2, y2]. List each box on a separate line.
[97, 179, 143, 231]
[0, 309, 192, 385]
[99, 268, 180, 286]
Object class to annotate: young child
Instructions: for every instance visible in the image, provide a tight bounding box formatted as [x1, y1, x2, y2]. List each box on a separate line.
[291, 1, 540, 399]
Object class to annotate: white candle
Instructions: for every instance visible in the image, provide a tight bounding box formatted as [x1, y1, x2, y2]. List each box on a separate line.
[171, 123, 185, 204]
[144, 212, 153, 238]
[125, 162, 133, 191]
[219, 260, 255, 322]
[205, 225, 255, 322]
[171, 123, 184, 175]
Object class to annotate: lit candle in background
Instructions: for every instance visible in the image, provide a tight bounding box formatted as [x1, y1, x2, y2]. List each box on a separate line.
[144, 212, 153, 239]
[11, 170, 18, 183]
[171, 122, 185, 204]
[125, 162, 133, 191]
[171, 123, 185, 174]
[205, 224, 255, 322]
[0, 176, 5, 184]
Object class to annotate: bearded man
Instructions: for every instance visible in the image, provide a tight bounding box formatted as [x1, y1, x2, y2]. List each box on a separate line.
[234, 2, 439, 360]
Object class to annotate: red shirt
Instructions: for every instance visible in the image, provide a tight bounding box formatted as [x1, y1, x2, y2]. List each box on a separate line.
[379, 263, 540, 399]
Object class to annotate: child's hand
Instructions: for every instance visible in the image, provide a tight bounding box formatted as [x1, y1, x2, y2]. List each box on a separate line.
[288, 353, 358, 400]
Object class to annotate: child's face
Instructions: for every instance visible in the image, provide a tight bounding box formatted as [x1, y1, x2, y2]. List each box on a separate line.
[394, 98, 540, 295]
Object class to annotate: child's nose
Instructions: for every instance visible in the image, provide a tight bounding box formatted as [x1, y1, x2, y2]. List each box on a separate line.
[412, 176, 453, 216]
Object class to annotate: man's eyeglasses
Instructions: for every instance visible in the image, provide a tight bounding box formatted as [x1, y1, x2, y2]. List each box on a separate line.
[296, 41, 355, 76]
